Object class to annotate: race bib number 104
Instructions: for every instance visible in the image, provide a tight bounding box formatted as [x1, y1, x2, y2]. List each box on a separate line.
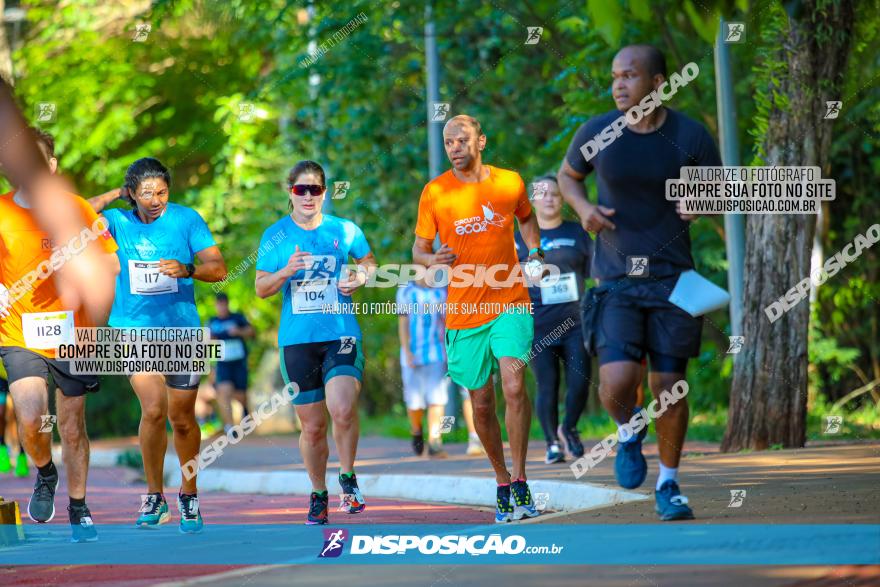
[291, 279, 338, 314]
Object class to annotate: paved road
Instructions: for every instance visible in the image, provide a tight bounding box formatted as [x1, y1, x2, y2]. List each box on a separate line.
[0, 466, 486, 587]
[2, 439, 877, 586]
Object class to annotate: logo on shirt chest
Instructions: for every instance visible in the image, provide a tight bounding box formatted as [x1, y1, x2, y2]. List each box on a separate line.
[542, 238, 576, 251]
[453, 202, 506, 235]
[304, 255, 337, 280]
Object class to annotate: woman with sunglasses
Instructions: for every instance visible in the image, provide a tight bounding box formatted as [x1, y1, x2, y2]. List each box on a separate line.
[102, 157, 227, 533]
[255, 160, 377, 525]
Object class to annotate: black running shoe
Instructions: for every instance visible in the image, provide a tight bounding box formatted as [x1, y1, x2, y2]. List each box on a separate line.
[494, 484, 514, 524]
[306, 491, 329, 525]
[338, 473, 366, 513]
[511, 480, 540, 521]
[69, 503, 98, 543]
[412, 433, 424, 456]
[28, 470, 58, 523]
[558, 425, 585, 458]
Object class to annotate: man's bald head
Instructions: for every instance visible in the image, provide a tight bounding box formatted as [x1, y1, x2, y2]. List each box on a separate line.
[444, 114, 483, 137]
[442, 114, 486, 172]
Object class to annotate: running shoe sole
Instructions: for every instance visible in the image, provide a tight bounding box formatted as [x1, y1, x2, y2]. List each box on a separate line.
[545, 451, 565, 464]
[136, 511, 171, 528]
[657, 510, 695, 522]
[179, 524, 204, 534]
[71, 530, 99, 543]
[27, 476, 58, 523]
[512, 507, 539, 521]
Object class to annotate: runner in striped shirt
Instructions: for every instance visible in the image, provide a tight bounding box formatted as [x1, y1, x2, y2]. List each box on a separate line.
[396, 278, 448, 457]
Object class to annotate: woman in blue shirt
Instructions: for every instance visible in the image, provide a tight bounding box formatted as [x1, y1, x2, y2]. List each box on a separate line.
[255, 160, 376, 525]
[103, 158, 226, 533]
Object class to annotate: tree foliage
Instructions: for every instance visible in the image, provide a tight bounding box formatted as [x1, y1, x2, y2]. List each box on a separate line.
[5, 0, 877, 435]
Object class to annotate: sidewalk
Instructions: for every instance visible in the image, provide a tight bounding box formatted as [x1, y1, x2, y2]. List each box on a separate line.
[75, 434, 880, 523]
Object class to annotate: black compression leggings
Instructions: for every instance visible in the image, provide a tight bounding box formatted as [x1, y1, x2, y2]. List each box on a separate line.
[530, 330, 590, 444]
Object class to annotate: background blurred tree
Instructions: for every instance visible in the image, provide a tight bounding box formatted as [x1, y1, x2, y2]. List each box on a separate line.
[3, 0, 876, 438]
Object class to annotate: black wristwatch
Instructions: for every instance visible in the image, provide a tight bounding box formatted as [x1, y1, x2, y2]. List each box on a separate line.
[184, 263, 196, 278]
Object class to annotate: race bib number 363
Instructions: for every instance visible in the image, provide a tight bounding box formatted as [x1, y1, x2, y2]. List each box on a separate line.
[129, 260, 179, 296]
[22, 311, 74, 350]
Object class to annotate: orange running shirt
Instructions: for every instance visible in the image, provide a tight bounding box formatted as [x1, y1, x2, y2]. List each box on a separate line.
[0, 190, 118, 358]
[415, 165, 533, 330]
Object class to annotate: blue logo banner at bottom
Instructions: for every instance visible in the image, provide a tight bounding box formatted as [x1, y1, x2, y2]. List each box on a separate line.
[1, 524, 878, 565]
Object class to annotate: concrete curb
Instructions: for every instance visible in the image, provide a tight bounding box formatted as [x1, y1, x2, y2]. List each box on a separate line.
[160, 456, 647, 513]
[81, 448, 648, 512]
[53, 446, 124, 468]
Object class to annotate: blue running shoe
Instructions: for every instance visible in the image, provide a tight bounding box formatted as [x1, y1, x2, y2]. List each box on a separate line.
[494, 484, 514, 524]
[306, 491, 329, 525]
[136, 493, 170, 527]
[69, 503, 98, 543]
[177, 494, 204, 534]
[614, 412, 648, 490]
[511, 480, 539, 521]
[545, 443, 565, 464]
[338, 473, 366, 514]
[655, 480, 695, 521]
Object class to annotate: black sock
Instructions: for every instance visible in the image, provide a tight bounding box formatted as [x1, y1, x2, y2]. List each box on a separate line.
[37, 461, 57, 477]
[179, 492, 197, 499]
[70, 497, 86, 508]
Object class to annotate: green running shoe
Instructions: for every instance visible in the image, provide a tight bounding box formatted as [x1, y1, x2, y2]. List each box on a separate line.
[14, 452, 28, 478]
[0, 445, 11, 474]
[136, 493, 170, 527]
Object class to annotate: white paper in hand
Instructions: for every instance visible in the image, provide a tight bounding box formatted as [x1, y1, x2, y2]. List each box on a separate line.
[668, 270, 730, 317]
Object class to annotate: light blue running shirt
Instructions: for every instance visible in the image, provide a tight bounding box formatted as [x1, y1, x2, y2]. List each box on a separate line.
[103, 203, 216, 328]
[396, 283, 447, 365]
[256, 214, 371, 346]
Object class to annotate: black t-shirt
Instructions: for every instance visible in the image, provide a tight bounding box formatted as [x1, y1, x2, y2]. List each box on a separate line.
[208, 312, 250, 362]
[564, 108, 722, 281]
[515, 221, 591, 334]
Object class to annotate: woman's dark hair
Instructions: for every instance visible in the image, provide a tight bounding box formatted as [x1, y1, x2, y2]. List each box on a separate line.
[286, 160, 326, 189]
[122, 157, 171, 207]
[286, 160, 326, 212]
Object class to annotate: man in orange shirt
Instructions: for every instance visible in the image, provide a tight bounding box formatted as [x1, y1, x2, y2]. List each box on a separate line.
[0, 80, 116, 327]
[0, 129, 119, 543]
[412, 114, 544, 523]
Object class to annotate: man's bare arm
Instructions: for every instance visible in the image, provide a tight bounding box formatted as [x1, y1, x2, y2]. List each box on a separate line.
[0, 79, 116, 323]
[557, 159, 616, 234]
[517, 211, 541, 251]
[412, 236, 456, 267]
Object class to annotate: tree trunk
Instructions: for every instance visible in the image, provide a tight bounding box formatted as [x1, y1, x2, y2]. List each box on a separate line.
[0, 0, 13, 83]
[722, 0, 854, 452]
